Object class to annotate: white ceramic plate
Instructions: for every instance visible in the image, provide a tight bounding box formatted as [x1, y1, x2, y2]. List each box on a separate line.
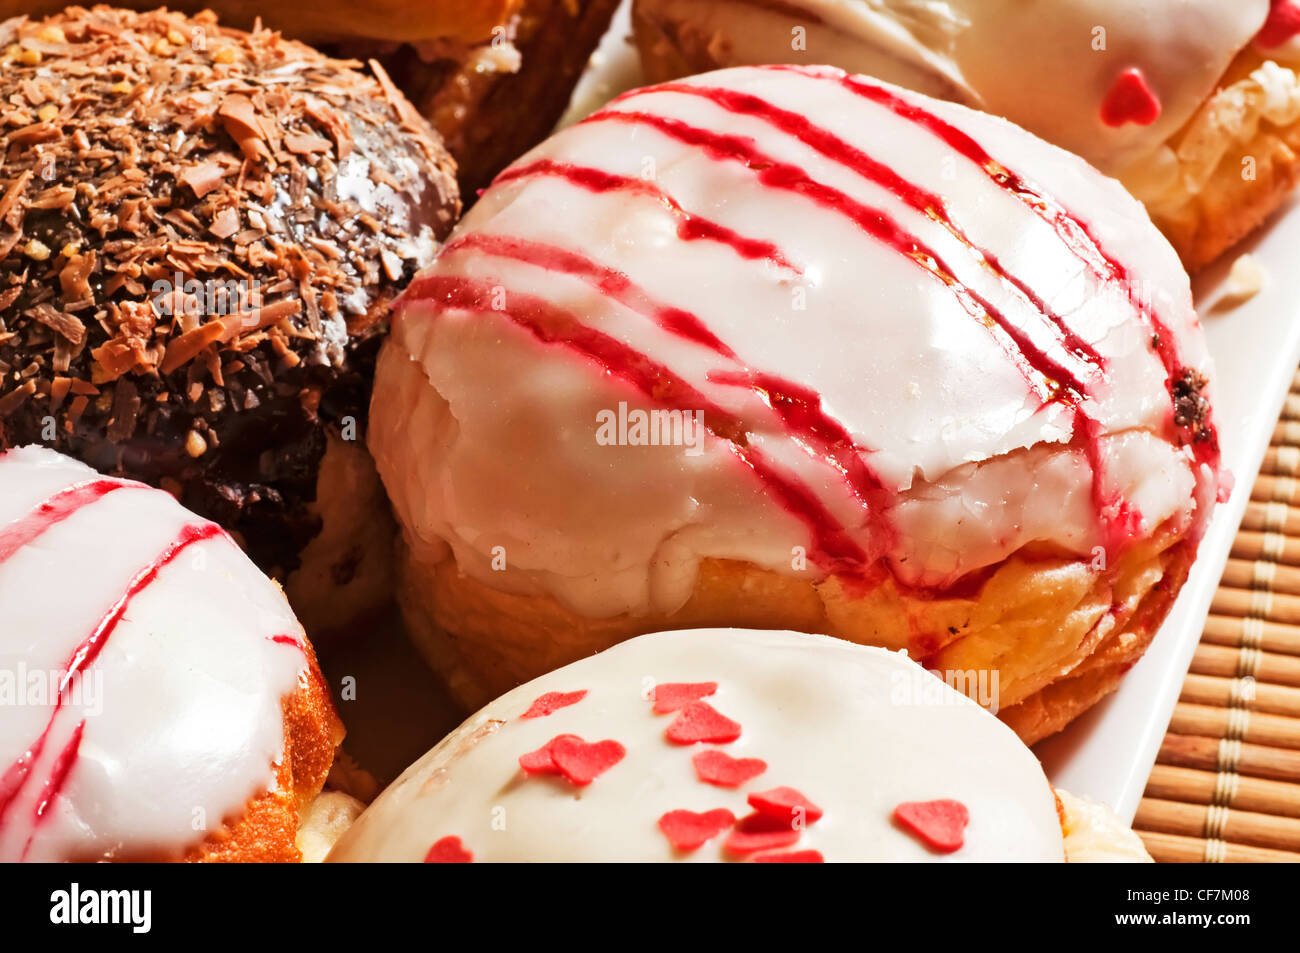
[563, 1, 1300, 823]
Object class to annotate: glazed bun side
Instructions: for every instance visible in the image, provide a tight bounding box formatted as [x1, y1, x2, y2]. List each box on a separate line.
[0, 6, 460, 634]
[370, 65, 1220, 741]
[0, 446, 343, 862]
[385, 508, 1196, 744]
[630, 0, 1300, 270]
[327, 628, 1071, 862]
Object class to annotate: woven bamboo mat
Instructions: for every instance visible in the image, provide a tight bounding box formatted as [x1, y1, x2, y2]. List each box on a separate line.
[1134, 370, 1300, 862]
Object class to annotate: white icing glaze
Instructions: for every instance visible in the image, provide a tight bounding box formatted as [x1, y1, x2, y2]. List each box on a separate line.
[0, 445, 309, 861]
[371, 65, 1218, 620]
[634, 0, 1278, 181]
[327, 627, 1066, 862]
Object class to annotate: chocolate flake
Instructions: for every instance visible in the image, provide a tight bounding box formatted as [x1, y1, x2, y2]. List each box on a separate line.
[0, 6, 459, 576]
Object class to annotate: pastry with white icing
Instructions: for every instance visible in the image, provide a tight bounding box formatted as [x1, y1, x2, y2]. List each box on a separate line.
[631, 0, 1300, 269]
[369, 64, 1221, 743]
[327, 628, 1150, 862]
[0, 445, 348, 862]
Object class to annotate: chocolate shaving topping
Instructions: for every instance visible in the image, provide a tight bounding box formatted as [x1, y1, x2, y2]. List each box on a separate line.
[1172, 367, 1214, 446]
[0, 5, 459, 576]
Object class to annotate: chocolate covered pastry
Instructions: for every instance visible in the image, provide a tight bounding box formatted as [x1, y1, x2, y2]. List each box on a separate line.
[7, 0, 623, 195]
[0, 6, 459, 633]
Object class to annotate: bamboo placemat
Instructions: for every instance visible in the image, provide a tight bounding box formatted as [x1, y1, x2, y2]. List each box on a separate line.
[1134, 370, 1300, 862]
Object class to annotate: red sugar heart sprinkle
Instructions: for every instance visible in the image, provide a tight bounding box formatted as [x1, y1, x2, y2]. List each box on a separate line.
[1099, 67, 1161, 127]
[518, 734, 579, 775]
[893, 799, 970, 853]
[752, 849, 824, 863]
[548, 734, 626, 785]
[424, 836, 473, 863]
[521, 690, 588, 719]
[1259, 1, 1300, 48]
[723, 812, 802, 854]
[666, 701, 742, 745]
[657, 808, 737, 851]
[747, 786, 824, 825]
[692, 749, 767, 788]
[651, 681, 718, 714]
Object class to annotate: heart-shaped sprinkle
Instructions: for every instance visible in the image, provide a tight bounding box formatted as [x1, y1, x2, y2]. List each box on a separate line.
[520, 690, 588, 719]
[1259, 0, 1300, 48]
[693, 749, 767, 788]
[651, 681, 718, 714]
[657, 808, 737, 851]
[548, 734, 626, 785]
[893, 799, 969, 853]
[424, 836, 473, 863]
[518, 733, 579, 775]
[747, 786, 824, 826]
[752, 849, 824, 863]
[1100, 67, 1161, 127]
[666, 701, 742, 745]
[723, 812, 801, 854]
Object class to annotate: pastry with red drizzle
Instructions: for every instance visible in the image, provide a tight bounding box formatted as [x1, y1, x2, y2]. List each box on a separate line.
[370, 65, 1221, 743]
[0, 444, 352, 862]
[632, 0, 1300, 269]
[0, 7, 459, 637]
[326, 628, 1150, 862]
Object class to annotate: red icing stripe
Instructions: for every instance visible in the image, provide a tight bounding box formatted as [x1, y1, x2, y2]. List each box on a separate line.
[398, 275, 876, 573]
[0, 478, 133, 564]
[821, 67, 1218, 469]
[639, 80, 1106, 372]
[438, 234, 892, 520]
[584, 107, 1092, 403]
[19, 721, 85, 860]
[0, 521, 225, 850]
[62, 522, 225, 683]
[707, 369, 889, 511]
[441, 233, 738, 358]
[493, 159, 800, 273]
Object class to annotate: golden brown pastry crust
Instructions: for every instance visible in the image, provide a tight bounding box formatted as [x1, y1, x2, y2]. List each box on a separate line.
[187, 637, 343, 863]
[61, 637, 344, 863]
[1147, 48, 1300, 271]
[397, 514, 1198, 745]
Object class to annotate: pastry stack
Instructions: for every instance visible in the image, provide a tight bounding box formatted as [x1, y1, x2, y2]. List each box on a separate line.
[0, 2, 1245, 862]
